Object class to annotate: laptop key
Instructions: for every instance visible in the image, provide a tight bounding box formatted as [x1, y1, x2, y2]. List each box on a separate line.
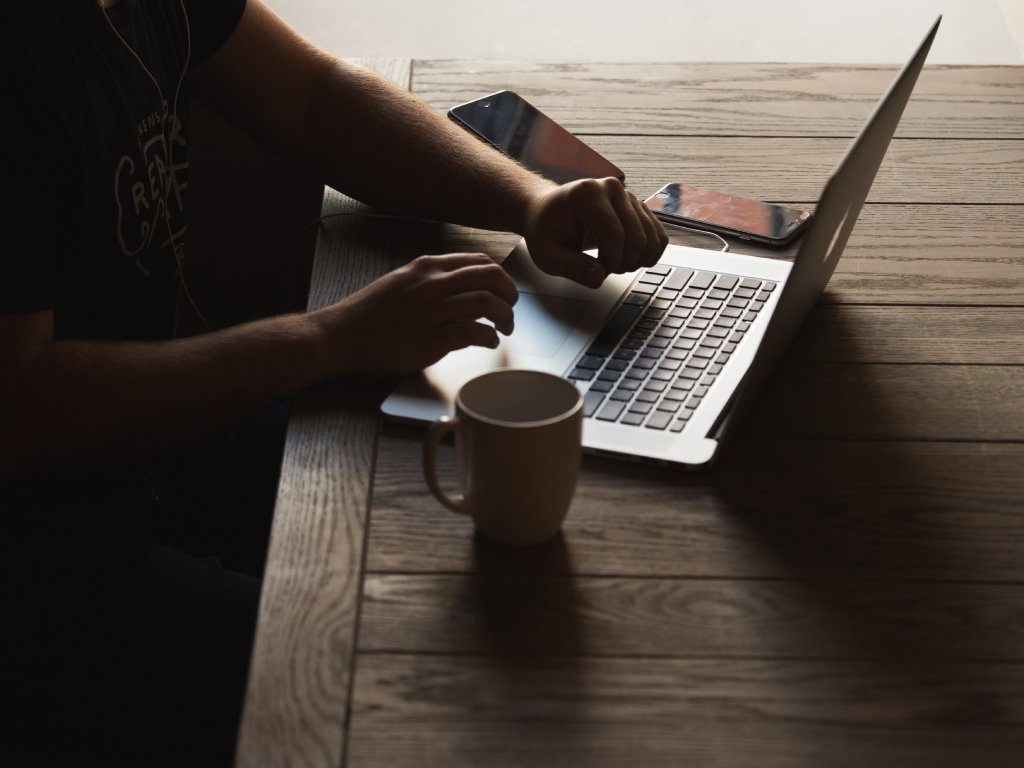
[739, 278, 762, 289]
[692, 347, 715, 360]
[699, 336, 723, 349]
[663, 268, 694, 291]
[707, 288, 730, 300]
[659, 358, 683, 371]
[638, 272, 664, 285]
[675, 297, 699, 309]
[654, 327, 677, 339]
[590, 380, 614, 393]
[610, 389, 632, 402]
[631, 282, 657, 295]
[722, 341, 738, 354]
[643, 380, 668, 393]
[734, 287, 757, 299]
[577, 355, 604, 369]
[706, 327, 729, 339]
[742, 311, 758, 323]
[670, 419, 688, 433]
[763, 281, 777, 292]
[621, 338, 643, 350]
[690, 271, 716, 290]
[682, 287, 705, 299]
[586, 302, 644, 356]
[639, 346, 662, 359]
[606, 359, 630, 371]
[583, 391, 606, 417]
[598, 369, 622, 382]
[618, 379, 641, 391]
[651, 298, 673, 310]
[645, 264, 672, 276]
[721, 307, 742, 318]
[623, 292, 649, 306]
[729, 331, 745, 343]
[756, 290, 772, 302]
[678, 367, 703, 381]
[700, 299, 724, 310]
[708, 363, 724, 375]
[647, 336, 670, 349]
[651, 370, 675, 382]
[628, 402, 653, 415]
[727, 297, 749, 309]
[569, 367, 595, 381]
[665, 348, 689, 361]
[686, 319, 709, 330]
[715, 275, 739, 290]
[624, 369, 647, 380]
[636, 391, 659, 404]
[596, 400, 626, 421]
[657, 289, 680, 301]
[693, 308, 715, 320]
[657, 399, 681, 413]
[645, 411, 673, 430]
[620, 412, 645, 426]
[614, 348, 636, 360]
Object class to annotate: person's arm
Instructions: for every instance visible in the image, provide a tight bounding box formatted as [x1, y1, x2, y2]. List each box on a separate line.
[192, 1, 667, 288]
[0, 254, 516, 477]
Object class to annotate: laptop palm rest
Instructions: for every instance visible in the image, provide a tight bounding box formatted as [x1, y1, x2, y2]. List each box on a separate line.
[380, 240, 631, 424]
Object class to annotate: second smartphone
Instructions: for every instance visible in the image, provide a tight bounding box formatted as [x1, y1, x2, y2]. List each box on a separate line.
[448, 90, 624, 185]
[646, 183, 812, 247]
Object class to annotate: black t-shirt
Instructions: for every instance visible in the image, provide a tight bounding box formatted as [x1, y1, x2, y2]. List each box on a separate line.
[1, 0, 246, 341]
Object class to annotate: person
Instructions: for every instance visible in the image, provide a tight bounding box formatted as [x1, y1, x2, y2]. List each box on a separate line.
[0, 0, 667, 763]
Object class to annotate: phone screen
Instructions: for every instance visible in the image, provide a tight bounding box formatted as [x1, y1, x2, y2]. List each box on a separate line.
[449, 90, 624, 185]
[646, 184, 810, 242]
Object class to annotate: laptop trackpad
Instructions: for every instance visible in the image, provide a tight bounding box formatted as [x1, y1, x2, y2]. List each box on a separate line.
[512, 291, 591, 357]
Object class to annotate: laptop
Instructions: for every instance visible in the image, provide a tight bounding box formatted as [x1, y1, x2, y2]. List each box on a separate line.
[382, 17, 941, 467]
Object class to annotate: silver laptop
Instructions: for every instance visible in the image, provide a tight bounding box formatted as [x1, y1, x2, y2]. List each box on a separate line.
[383, 17, 940, 467]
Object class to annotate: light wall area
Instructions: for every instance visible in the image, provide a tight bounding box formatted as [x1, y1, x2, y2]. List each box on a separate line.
[267, 0, 1023, 64]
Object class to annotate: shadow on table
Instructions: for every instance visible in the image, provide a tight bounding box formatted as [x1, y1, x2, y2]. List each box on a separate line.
[575, 303, 1006, 716]
[463, 532, 589, 723]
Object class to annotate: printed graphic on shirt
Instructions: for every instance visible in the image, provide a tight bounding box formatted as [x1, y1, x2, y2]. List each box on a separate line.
[112, 98, 188, 278]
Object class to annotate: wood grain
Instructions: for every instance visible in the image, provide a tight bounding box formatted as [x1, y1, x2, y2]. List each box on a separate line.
[358, 574, 1024, 659]
[235, 58, 411, 768]
[367, 434, 1024, 581]
[414, 61, 1024, 139]
[586, 136, 1024, 204]
[348, 655, 1024, 768]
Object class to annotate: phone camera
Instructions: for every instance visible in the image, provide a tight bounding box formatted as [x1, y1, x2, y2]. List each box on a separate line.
[481, 101, 491, 108]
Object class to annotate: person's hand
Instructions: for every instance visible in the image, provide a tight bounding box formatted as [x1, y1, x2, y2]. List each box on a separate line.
[317, 253, 518, 378]
[522, 177, 669, 288]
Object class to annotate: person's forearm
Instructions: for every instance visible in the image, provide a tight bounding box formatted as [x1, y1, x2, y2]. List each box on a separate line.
[293, 59, 557, 234]
[1, 310, 338, 477]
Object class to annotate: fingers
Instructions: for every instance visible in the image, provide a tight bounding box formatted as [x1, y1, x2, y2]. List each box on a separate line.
[431, 320, 501, 359]
[629, 192, 669, 268]
[603, 182, 647, 274]
[414, 252, 494, 272]
[436, 290, 515, 335]
[571, 178, 664, 275]
[433, 262, 519, 307]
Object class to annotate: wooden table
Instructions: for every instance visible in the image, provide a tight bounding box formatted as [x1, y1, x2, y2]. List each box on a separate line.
[236, 59, 1024, 767]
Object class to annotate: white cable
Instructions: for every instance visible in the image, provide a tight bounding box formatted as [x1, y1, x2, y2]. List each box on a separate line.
[658, 219, 730, 252]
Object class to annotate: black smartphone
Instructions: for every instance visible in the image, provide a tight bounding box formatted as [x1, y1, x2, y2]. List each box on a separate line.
[448, 90, 624, 185]
[645, 183, 812, 246]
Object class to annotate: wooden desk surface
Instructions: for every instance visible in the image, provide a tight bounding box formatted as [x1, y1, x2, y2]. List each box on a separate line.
[237, 59, 1024, 767]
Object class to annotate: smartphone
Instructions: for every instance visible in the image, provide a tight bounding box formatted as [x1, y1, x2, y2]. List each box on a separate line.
[448, 90, 624, 185]
[645, 183, 812, 246]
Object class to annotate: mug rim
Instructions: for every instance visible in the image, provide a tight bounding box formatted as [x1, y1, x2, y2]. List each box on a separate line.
[456, 369, 583, 430]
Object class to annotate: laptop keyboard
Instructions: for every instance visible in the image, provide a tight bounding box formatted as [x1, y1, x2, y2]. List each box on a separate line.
[567, 266, 776, 432]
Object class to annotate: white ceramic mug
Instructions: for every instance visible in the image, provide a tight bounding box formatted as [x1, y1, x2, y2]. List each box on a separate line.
[423, 369, 583, 546]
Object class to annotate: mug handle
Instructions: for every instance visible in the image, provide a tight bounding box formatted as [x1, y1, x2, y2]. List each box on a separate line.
[423, 416, 473, 516]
